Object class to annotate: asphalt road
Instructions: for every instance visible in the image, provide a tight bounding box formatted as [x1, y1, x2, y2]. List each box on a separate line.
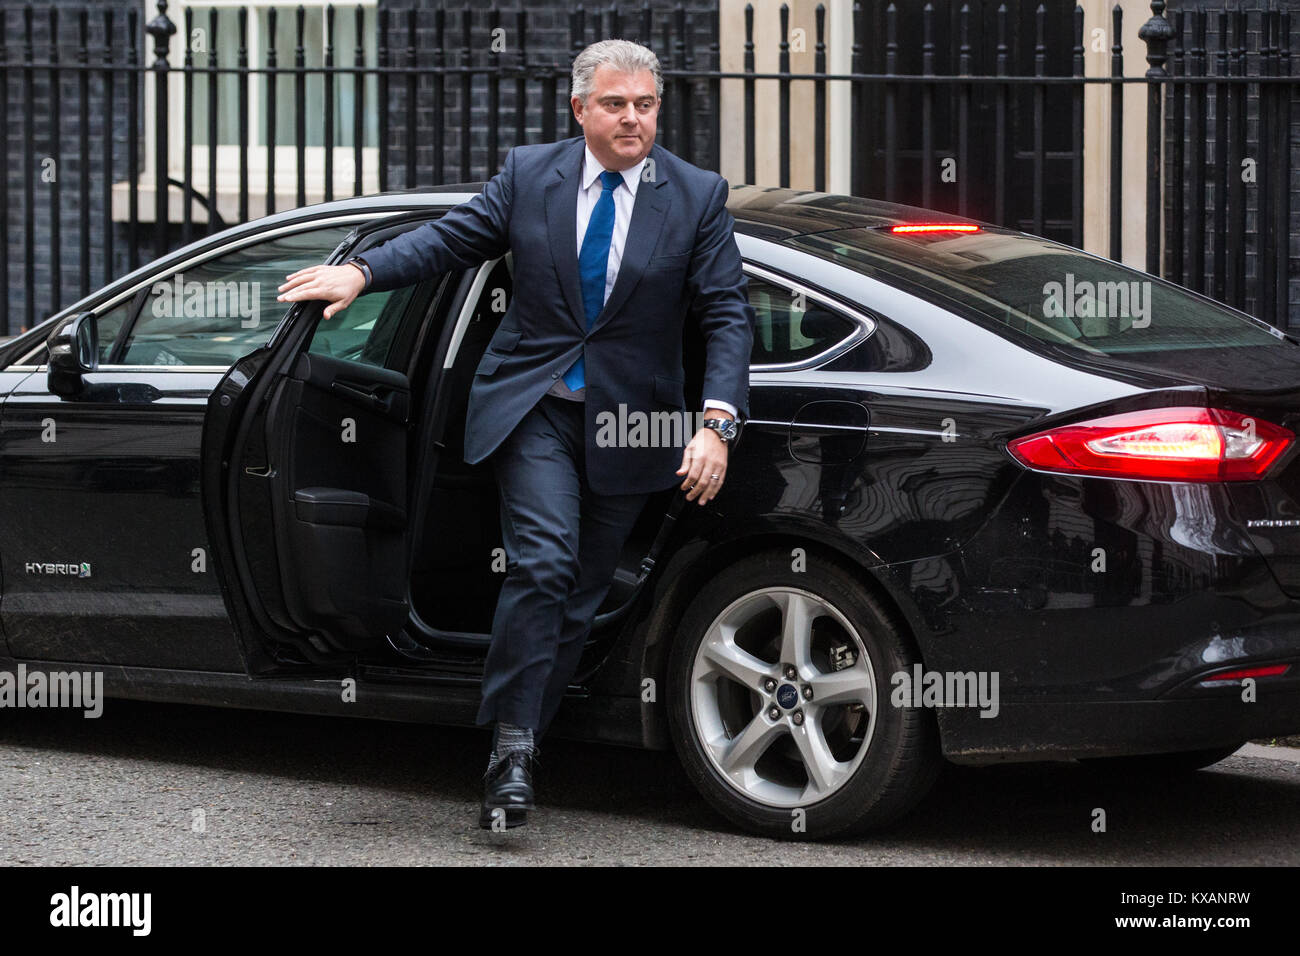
[0, 699, 1296, 865]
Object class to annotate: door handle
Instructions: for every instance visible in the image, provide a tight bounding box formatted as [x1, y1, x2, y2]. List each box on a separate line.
[331, 379, 390, 412]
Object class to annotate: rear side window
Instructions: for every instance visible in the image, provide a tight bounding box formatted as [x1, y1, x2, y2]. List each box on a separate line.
[747, 277, 858, 366]
[791, 229, 1285, 355]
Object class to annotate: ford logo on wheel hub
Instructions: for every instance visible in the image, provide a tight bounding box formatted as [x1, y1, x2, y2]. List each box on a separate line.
[776, 684, 799, 709]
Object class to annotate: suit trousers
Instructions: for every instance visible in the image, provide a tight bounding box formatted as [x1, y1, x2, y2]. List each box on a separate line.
[475, 393, 651, 736]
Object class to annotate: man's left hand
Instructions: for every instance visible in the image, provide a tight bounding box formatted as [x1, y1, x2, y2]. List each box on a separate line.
[676, 409, 733, 506]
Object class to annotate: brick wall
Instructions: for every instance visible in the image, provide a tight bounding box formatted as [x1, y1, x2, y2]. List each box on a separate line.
[3, 0, 137, 334]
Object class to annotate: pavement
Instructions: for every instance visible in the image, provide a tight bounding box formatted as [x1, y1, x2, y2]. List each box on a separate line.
[0, 699, 1296, 865]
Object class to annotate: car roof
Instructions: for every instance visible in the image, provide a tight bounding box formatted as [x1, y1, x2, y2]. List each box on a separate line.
[12, 181, 991, 349]
[291, 181, 985, 240]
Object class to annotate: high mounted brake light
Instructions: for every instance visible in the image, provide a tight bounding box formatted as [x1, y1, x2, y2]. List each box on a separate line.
[889, 223, 981, 234]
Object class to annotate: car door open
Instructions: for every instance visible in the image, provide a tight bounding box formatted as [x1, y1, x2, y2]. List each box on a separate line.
[204, 218, 446, 673]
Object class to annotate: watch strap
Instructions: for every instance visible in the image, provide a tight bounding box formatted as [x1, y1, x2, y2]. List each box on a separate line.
[347, 256, 372, 289]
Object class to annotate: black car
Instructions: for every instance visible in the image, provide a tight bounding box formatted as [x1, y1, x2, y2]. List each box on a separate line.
[2, 185, 1299, 839]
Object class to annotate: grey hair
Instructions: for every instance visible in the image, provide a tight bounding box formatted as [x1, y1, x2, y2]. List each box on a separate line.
[570, 39, 663, 105]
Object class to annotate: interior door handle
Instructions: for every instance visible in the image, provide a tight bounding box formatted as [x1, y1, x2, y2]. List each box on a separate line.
[331, 379, 390, 411]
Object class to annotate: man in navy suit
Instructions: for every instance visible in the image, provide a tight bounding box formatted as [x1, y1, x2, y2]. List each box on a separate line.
[278, 39, 753, 829]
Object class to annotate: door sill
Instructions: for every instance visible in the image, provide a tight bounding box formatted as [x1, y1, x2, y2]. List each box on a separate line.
[386, 625, 488, 664]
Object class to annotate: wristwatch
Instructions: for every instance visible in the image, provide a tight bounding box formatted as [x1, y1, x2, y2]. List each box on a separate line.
[346, 256, 372, 289]
[701, 417, 739, 443]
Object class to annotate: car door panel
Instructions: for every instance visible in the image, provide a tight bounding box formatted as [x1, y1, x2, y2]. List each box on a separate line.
[261, 351, 410, 648]
[206, 213, 451, 673]
[0, 366, 244, 670]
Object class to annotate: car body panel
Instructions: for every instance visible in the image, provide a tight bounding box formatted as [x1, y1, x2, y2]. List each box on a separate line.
[0, 365, 243, 670]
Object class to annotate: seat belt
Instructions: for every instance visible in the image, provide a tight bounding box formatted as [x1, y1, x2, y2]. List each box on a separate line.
[634, 421, 748, 582]
[636, 419, 744, 582]
[637, 488, 688, 583]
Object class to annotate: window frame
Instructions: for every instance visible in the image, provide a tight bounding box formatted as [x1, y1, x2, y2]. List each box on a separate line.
[741, 262, 876, 371]
[11, 214, 376, 371]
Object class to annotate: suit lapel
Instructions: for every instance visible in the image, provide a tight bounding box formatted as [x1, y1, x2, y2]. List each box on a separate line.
[544, 139, 673, 337]
[544, 138, 588, 335]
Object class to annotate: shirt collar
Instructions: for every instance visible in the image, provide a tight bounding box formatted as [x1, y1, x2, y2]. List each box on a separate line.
[582, 141, 648, 197]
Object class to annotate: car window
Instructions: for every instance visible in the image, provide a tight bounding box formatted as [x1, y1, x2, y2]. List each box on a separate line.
[7, 298, 133, 368]
[307, 282, 423, 367]
[118, 225, 354, 366]
[747, 276, 859, 366]
[94, 300, 132, 364]
[789, 229, 1286, 355]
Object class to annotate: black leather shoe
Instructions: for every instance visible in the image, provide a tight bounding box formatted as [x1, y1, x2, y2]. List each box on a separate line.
[477, 748, 537, 829]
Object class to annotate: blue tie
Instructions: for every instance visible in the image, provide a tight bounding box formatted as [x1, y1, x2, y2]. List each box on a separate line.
[562, 169, 622, 391]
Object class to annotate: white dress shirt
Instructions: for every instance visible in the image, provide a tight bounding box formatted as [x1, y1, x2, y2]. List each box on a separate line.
[545, 142, 739, 420]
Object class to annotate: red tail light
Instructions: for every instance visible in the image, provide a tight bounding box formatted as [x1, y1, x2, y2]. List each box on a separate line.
[1006, 407, 1294, 482]
[1198, 663, 1291, 685]
[889, 223, 981, 234]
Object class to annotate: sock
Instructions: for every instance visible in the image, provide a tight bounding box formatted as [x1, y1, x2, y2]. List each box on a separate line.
[485, 721, 534, 776]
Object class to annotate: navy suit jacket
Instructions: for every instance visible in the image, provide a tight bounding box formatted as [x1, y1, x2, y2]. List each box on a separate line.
[360, 135, 754, 496]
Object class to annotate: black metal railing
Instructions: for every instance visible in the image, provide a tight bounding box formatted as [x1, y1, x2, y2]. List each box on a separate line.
[1, 0, 1297, 337]
[1163, 5, 1293, 328]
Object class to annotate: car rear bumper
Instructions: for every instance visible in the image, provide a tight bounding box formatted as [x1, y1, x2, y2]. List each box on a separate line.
[938, 687, 1300, 763]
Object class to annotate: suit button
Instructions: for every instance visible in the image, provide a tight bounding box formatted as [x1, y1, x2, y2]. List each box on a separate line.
[551, 372, 559, 379]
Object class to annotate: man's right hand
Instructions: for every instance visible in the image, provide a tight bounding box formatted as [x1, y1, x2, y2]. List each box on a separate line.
[277, 263, 367, 320]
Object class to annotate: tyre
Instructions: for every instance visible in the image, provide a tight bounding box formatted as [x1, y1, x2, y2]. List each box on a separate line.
[1081, 742, 1246, 775]
[666, 549, 942, 838]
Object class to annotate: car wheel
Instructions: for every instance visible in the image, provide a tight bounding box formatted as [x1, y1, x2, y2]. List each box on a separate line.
[666, 550, 941, 839]
[1081, 742, 1246, 775]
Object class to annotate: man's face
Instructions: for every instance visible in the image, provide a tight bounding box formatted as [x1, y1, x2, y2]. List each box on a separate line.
[572, 64, 659, 171]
